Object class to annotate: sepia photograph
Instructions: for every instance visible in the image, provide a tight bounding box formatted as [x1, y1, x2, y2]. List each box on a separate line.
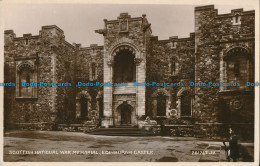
[1, 0, 259, 164]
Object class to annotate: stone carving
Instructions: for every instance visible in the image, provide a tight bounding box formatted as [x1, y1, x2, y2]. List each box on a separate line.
[107, 59, 114, 67]
[17, 62, 35, 73]
[120, 18, 128, 32]
[134, 58, 142, 65]
[95, 29, 107, 36]
[141, 14, 151, 32]
[232, 99, 242, 110]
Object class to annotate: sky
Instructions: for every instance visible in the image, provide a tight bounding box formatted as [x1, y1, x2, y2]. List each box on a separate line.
[3, 3, 255, 47]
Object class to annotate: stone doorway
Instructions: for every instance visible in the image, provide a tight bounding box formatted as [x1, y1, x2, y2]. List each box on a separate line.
[80, 97, 88, 118]
[180, 91, 192, 117]
[118, 102, 132, 125]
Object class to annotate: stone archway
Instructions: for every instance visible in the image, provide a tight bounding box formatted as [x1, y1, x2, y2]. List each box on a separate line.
[117, 102, 133, 125]
[80, 96, 88, 118]
[180, 91, 192, 117]
[113, 48, 136, 83]
[151, 88, 170, 117]
[222, 46, 251, 90]
[16, 61, 38, 98]
[102, 41, 145, 127]
[76, 91, 91, 119]
[177, 88, 193, 117]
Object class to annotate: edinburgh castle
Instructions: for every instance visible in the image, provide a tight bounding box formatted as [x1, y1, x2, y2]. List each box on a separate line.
[4, 5, 255, 139]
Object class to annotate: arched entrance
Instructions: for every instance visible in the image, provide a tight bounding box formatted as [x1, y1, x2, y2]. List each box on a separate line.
[102, 41, 145, 128]
[180, 91, 192, 117]
[117, 102, 133, 125]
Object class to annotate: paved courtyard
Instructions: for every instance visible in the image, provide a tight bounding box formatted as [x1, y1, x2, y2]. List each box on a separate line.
[3, 130, 254, 162]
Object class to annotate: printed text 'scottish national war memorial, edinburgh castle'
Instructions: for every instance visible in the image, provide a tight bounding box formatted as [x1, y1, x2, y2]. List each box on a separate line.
[4, 5, 255, 139]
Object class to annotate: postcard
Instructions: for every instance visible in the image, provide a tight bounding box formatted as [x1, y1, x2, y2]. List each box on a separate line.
[0, 0, 259, 165]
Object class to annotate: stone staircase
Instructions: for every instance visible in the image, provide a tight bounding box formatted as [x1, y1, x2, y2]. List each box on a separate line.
[113, 82, 136, 94]
[86, 126, 155, 136]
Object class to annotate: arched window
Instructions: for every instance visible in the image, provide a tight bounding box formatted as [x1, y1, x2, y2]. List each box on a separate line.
[224, 47, 250, 90]
[76, 91, 91, 119]
[18, 65, 33, 97]
[15, 58, 38, 99]
[114, 49, 136, 83]
[180, 91, 192, 117]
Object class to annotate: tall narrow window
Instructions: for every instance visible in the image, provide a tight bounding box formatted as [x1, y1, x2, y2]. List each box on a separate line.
[233, 14, 241, 25]
[235, 14, 239, 23]
[91, 63, 97, 80]
[25, 39, 29, 45]
[170, 57, 178, 76]
[171, 41, 177, 49]
[171, 63, 176, 75]
[19, 68, 33, 97]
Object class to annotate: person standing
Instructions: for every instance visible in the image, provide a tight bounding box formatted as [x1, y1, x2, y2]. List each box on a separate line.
[228, 128, 240, 162]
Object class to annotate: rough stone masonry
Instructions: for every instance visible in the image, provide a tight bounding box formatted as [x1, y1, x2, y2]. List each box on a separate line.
[4, 5, 255, 139]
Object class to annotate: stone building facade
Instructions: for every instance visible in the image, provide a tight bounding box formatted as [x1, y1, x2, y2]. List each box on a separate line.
[4, 5, 255, 139]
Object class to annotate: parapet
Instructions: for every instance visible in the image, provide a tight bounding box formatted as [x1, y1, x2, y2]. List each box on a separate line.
[117, 13, 131, 19]
[195, 5, 215, 11]
[4, 30, 15, 35]
[41, 25, 64, 34]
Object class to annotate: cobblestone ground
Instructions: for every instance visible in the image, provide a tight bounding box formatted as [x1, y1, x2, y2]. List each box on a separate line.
[3, 130, 254, 162]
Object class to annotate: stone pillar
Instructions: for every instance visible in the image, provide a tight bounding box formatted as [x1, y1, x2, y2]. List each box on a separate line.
[219, 54, 225, 91]
[177, 96, 181, 118]
[75, 100, 80, 118]
[135, 57, 145, 118]
[102, 57, 114, 128]
[166, 97, 171, 117]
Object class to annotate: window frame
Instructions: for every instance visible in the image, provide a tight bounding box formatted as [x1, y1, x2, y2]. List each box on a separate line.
[15, 57, 38, 100]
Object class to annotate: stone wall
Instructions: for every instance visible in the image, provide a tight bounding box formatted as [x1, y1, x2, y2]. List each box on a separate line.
[147, 34, 195, 119]
[4, 26, 78, 128]
[52, 41, 76, 124]
[96, 13, 151, 127]
[75, 44, 104, 121]
[194, 5, 254, 126]
[4, 6, 255, 138]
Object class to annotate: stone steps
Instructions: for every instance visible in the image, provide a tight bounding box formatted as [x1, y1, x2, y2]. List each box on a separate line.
[86, 127, 154, 136]
[114, 125, 133, 128]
